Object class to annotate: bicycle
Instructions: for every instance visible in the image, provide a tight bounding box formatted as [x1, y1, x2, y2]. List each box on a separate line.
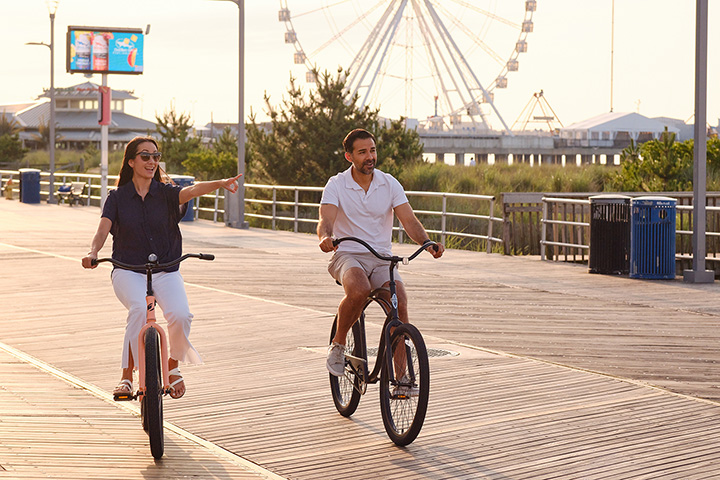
[92, 252, 214, 459]
[329, 236, 436, 446]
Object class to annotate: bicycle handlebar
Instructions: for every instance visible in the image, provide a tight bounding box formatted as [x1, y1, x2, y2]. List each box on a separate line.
[332, 237, 437, 264]
[91, 253, 215, 271]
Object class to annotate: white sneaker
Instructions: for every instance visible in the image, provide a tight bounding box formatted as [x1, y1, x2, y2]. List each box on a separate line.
[326, 342, 346, 376]
[392, 375, 420, 398]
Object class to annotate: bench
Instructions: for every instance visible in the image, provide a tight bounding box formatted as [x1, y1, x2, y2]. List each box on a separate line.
[58, 182, 86, 206]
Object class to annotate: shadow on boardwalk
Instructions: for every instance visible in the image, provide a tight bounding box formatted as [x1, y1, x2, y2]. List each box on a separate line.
[1, 199, 720, 479]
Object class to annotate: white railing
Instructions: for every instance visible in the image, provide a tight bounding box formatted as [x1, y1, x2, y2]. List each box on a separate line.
[541, 196, 720, 264]
[0, 170, 502, 252]
[540, 197, 590, 260]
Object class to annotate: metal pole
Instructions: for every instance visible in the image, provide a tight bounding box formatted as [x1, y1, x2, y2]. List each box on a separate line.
[684, 0, 714, 283]
[226, 0, 248, 228]
[48, 8, 57, 204]
[100, 74, 109, 208]
[610, 0, 614, 113]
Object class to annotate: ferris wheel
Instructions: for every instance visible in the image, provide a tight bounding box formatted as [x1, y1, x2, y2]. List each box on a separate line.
[278, 0, 537, 132]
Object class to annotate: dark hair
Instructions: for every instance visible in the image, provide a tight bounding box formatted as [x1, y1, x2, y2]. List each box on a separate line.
[342, 128, 376, 153]
[117, 136, 164, 186]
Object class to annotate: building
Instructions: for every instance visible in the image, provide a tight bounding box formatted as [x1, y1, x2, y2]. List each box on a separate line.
[557, 112, 681, 149]
[0, 82, 155, 151]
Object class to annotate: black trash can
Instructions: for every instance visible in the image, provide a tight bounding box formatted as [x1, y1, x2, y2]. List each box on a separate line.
[630, 196, 676, 279]
[170, 175, 195, 222]
[589, 194, 631, 274]
[19, 168, 41, 204]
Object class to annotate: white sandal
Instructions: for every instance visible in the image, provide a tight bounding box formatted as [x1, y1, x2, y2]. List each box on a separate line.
[113, 379, 133, 401]
[168, 367, 185, 399]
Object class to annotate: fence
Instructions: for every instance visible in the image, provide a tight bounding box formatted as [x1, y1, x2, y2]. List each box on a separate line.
[540, 193, 720, 275]
[0, 171, 502, 253]
[4, 168, 718, 269]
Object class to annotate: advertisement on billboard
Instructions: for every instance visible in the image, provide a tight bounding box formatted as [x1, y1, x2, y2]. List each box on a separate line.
[66, 26, 144, 75]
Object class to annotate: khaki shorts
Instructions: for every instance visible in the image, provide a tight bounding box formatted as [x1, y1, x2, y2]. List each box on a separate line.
[328, 251, 403, 291]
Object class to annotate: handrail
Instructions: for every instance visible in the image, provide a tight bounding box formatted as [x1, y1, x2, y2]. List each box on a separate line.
[540, 197, 590, 260]
[541, 196, 720, 265]
[0, 170, 501, 254]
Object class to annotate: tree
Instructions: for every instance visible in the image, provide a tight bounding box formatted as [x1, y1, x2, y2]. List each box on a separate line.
[183, 150, 237, 181]
[0, 112, 22, 136]
[155, 106, 202, 173]
[81, 143, 100, 171]
[214, 126, 238, 156]
[31, 116, 64, 149]
[0, 133, 28, 164]
[246, 68, 424, 186]
[611, 130, 693, 191]
[181, 127, 239, 181]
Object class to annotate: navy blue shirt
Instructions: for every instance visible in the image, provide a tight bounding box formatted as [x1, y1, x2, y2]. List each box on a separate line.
[102, 180, 184, 272]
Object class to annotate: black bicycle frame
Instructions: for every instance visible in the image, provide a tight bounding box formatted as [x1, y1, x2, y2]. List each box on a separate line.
[333, 237, 435, 389]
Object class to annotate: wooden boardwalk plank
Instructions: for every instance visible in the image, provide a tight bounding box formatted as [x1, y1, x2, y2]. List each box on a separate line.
[3, 200, 720, 478]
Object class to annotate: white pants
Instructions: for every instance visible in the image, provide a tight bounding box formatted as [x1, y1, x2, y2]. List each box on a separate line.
[111, 269, 202, 369]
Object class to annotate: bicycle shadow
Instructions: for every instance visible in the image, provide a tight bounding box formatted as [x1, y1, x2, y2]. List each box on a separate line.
[139, 435, 266, 479]
[384, 443, 512, 480]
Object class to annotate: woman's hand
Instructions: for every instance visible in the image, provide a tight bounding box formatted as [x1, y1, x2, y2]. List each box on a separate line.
[82, 253, 98, 269]
[221, 174, 243, 194]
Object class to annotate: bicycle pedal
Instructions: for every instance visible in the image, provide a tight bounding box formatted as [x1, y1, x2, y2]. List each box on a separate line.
[113, 393, 136, 401]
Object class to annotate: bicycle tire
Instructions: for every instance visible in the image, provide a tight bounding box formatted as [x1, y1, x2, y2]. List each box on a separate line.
[144, 326, 164, 459]
[329, 314, 364, 417]
[379, 323, 430, 446]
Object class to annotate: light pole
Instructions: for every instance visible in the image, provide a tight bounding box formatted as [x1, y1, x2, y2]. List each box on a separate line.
[26, 1, 58, 204]
[211, 0, 247, 228]
[684, 0, 714, 283]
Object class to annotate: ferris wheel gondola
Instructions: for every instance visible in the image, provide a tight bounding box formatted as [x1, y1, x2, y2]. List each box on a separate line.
[278, 0, 537, 133]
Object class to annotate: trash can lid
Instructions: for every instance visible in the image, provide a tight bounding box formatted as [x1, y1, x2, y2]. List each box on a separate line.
[631, 196, 677, 206]
[169, 175, 195, 180]
[18, 168, 41, 173]
[589, 194, 631, 204]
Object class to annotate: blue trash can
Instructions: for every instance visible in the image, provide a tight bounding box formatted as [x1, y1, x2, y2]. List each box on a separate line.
[19, 168, 41, 204]
[170, 175, 195, 222]
[630, 196, 676, 279]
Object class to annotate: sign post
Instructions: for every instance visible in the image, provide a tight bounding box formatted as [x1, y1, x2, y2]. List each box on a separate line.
[66, 25, 145, 206]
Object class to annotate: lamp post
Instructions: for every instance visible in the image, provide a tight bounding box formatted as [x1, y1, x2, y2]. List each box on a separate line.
[684, 0, 714, 283]
[26, 1, 58, 204]
[211, 0, 248, 228]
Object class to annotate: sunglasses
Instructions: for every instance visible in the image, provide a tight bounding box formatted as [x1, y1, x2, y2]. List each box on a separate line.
[137, 152, 162, 161]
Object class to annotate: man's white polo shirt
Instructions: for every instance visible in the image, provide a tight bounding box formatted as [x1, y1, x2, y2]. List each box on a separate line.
[321, 166, 408, 255]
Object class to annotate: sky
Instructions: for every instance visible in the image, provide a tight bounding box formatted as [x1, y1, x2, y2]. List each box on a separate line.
[1, 0, 718, 131]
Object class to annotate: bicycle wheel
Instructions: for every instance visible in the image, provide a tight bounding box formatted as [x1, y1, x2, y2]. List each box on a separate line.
[329, 314, 364, 417]
[379, 323, 430, 446]
[143, 326, 164, 459]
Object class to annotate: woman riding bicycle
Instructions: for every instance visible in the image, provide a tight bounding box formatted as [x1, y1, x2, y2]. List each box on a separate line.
[317, 128, 444, 376]
[81, 135, 241, 399]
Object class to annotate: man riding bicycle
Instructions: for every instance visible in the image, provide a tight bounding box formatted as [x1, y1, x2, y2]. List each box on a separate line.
[317, 128, 444, 376]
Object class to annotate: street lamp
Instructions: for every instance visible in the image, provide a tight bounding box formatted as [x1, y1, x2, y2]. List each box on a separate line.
[211, 0, 248, 228]
[26, 0, 58, 204]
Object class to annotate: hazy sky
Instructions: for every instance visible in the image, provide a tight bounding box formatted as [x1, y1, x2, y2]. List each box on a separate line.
[1, 1, 718, 130]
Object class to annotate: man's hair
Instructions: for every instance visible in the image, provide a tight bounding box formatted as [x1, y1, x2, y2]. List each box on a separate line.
[343, 128, 376, 153]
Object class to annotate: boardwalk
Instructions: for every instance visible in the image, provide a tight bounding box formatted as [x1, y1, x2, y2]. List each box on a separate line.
[2, 199, 720, 479]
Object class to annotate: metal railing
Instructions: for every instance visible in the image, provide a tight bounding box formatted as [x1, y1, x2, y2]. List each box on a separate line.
[540, 197, 590, 261]
[0, 169, 502, 253]
[541, 195, 720, 267]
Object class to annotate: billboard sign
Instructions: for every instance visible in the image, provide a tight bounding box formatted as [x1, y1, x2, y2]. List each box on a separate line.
[67, 26, 144, 74]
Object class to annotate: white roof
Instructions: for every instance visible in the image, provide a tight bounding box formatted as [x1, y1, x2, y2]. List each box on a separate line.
[562, 112, 680, 134]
